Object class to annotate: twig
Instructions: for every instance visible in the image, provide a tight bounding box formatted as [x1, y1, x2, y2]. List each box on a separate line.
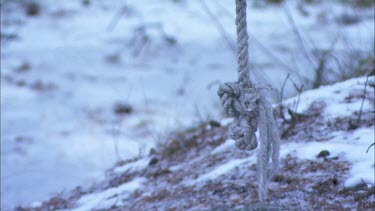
[327, 54, 346, 77]
[199, 0, 236, 52]
[357, 74, 370, 124]
[286, 76, 304, 113]
[282, 2, 316, 70]
[207, 80, 222, 90]
[201, 0, 298, 79]
[312, 35, 340, 88]
[107, 7, 126, 31]
[212, 0, 235, 17]
[294, 84, 304, 114]
[111, 120, 121, 162]
[279, 74, 307, 124]
[354, 186, 375, 201]
[200, 1, 303, 83]
[313, 57, 326, 88]
[250, 34, 305, 79]
[280, 74, 291, 122]
[366, 143, 375, 154]
[107, 1, 131, 31]
[194, 104, 205, 123]
[199, 0, 273, 85]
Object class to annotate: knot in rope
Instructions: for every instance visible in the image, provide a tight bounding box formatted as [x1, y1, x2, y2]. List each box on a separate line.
[217, 0, 280, 202]
[218, 82, 260, 150]
[218, 83, 280, 201]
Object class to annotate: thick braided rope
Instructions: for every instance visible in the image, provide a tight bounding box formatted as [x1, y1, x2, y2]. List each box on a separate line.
[257, 104, 269, 201]
[217, 0, 280, 202]
[235, 0, 252, 88]
[217, 83, 259, 150]
[257, 93, 280, 201]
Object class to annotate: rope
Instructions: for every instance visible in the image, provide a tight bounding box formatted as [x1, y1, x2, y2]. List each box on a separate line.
[235, 0, 251, 88]
[217, 0, 280, 202]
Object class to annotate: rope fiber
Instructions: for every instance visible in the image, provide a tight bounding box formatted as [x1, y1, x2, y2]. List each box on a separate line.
[217, 0, 280, 202]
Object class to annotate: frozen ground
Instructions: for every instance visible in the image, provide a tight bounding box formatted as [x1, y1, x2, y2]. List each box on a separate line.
[17, 76, 375, 210]
[1, 0, 374, 209]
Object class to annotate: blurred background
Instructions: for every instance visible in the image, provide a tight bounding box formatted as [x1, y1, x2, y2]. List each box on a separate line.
[1, 0, 374, 209]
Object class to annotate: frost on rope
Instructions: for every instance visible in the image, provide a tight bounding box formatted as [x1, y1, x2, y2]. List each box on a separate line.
[218, 0, 280, 201]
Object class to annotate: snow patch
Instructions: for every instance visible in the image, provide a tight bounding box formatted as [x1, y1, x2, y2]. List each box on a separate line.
[113, 158, 150, 174]
[285, 77, 373, 118]
[220, 118, 234, 126]
[211, 139, 235, 154]
[192, 157, 256, 184]
[72, 177, 146, 211]
[281, 128, 374, 187]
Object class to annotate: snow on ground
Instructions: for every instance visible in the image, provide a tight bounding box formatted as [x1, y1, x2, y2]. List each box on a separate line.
[280, 76, 375, 187]
[1, 0, 374, 209]
[192, 157, 255, 184]
[284, 77, 374, 117]
[281, 76, 375, 187]
[112, 158, 150, 174]
[22, 76, 373, 210]
[71, 177, 146, 211]
[283, 127, 374, 187]
[201, 77, 374, 188]
[202, 126, 374, 189]
[210, 138, 235, 154]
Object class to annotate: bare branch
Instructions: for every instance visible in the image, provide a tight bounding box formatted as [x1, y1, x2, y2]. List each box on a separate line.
[366, 143, 375, 154]
[199, 0, 236, 52]
[279, 74, 291, 122]
[358, 74, 370, 124]
[281, 2, 316, 69]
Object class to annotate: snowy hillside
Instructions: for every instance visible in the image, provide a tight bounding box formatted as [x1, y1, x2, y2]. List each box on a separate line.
[1, 0, 374, 210]
[16, 76, 375, 210]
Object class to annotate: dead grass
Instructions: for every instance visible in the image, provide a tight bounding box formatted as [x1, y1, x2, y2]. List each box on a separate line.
[18, 94, 374, 210]
[279, 99, 374, 141]
[158, 121, 226, 162]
